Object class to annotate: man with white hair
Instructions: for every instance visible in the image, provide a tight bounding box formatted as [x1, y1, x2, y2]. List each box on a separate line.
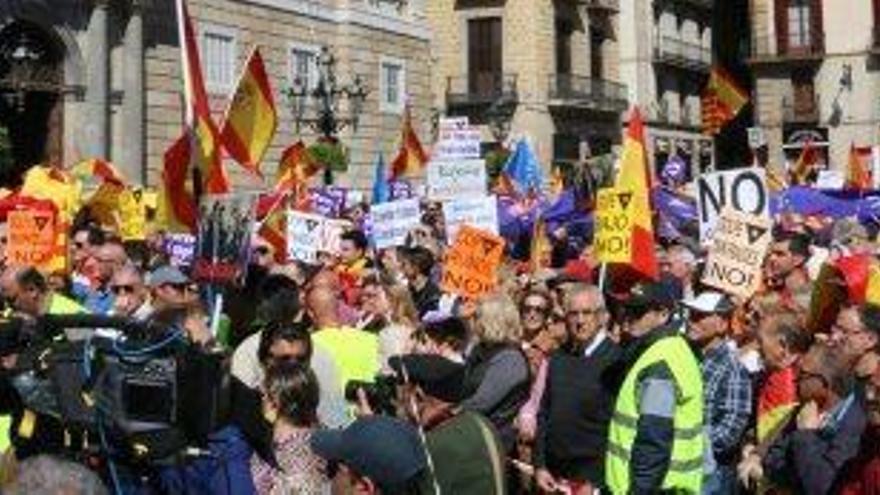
[660, 244, 697, 299]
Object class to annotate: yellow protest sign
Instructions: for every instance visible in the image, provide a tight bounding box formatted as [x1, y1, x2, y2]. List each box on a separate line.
[87, 184, 147, 241]
[593, 187, 636, 264]
[442, 225, 506, 299]
[702, 207, 772, 299]
[7, 210, 57, 270]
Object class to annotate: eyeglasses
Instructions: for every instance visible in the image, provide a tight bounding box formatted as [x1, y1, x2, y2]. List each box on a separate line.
[111, 284, 137, 295]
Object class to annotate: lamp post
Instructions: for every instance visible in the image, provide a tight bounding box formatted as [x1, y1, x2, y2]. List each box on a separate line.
[285, 46, 368, 184]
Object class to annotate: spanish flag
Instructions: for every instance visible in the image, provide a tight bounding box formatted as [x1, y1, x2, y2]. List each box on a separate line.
[757, 366, 798, 444]
[833, 254, 880, 305]
[176, 0, 230, 195]
[71, 158, 126, 186]
[791, 138, 819, 186]
[614, 107, 659, 281]
[220, 47, 277, 177]
[390, 105, 428, 179]
[530, 217, 552, 272]
[701, 66, 748, 136]
[158, 132, 198, 233]
[276, 141, 320, 193]
[846, 143, 872, 191]
[256, 192, 289, 263]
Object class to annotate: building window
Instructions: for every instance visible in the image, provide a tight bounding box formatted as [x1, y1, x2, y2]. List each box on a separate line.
[201, 26, 237, 93]
[787, 0, 811, 49]
[289, 44, 319, 90]
[379, 56, 405, 113]
[468, 17, 503, 98]
[556, 20, 572, 75]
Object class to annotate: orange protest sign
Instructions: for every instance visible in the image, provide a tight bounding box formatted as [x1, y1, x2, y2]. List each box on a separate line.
[7, 210, 57, 270]
[442, 225, 506, 299]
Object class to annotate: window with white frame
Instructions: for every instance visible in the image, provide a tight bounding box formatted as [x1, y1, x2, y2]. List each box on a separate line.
[201, 26, 237, 93]
[290, 44, 319, 91]
[379, 57, 405, 113]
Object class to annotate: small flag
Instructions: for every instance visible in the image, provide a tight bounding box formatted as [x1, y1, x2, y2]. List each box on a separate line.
[390, 105, 428, 179]
[220, 47, 278, 177]
[530, 217, 552, 272]
[549, 166, 564, 198]
[791, 138, 819, 185]
[371, 151, 390, 204]
[276, 141, 319, 193]
[846, 143, 872, 191]
[503, 139, 544, 195]
[71, 158, 126, 186]
[257, 193, 288, 263]
[701, 66, 748, 136]
[158, 133, 198, 233]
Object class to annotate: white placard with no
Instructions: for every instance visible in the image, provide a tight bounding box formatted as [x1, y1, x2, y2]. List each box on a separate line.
[427, 159, 488, 201]
[702, 208, 773, 299]
[370, 198, 422, 249]
[696, 167, 769, 243]
[443, 195, 499, 242]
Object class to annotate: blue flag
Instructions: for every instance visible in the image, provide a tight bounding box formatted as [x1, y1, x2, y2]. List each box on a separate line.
[371, 151, 390, 204]
[504, 139, 544, 194]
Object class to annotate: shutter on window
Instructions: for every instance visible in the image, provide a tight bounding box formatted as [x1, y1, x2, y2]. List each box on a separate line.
[775, 0, 789, 55]
[810, 0, 824, 52]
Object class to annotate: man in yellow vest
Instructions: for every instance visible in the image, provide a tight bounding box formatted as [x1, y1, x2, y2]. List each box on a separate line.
[606, 280, 704, 495]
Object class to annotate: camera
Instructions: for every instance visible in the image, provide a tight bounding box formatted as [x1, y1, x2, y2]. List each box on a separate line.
[344, 374, 399, 416]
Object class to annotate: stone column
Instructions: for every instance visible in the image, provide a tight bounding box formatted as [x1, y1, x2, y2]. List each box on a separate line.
[121, 0, 145, 183]
[84, 0, 110, 159]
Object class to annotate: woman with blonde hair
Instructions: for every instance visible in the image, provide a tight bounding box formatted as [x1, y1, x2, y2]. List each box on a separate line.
[461, 291, 531, 453]
[357, 272, 420, 373]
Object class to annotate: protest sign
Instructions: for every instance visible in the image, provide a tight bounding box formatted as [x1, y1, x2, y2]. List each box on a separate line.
[320, 218, 353, 256]
[443, 195, 498, 241]
[370, 198, 421, 249]
[7, 210, 57, 271]
[287, 211, 325, 263]
[696, 167, 769, 243]
[815, 170, 844, 190]
[389, 180, 414, 200]
[426, 159, 488, 201]
[593, 187, 636, 264]
[701, 208, 773, 299]
[194, 194, 255, 282]
[434, 118, 481, 160]
[442, 225, 506, 299]
[164, 233, 196, 268]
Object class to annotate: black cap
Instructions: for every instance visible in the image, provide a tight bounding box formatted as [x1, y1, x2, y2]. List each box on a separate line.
[389, 354, 467, 403]
[310, 416, 427, 491]
[620, 279, 679, 310]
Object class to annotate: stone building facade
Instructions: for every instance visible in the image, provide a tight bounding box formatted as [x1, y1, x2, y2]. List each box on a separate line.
[0, 0, 432, 190]
[618, 0, 714, 177]
[426, 0, 628, 167]
[749, 0, 880, 172]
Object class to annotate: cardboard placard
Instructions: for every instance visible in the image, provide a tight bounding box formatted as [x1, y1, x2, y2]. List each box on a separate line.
[426, 159, 487, 201]
[320, 218, 353, 256]
[164, 233, 196, 268]
[434, 117, 481, 160]
[370, 199, 422, 249]
[701, 208, 773, 299]
[696, 167, 769, 243]
[593, 187, 636, 264]
[7, 210, 57, 270]
[442, 225, 505, 299]
[443, 195, 498, 242]
[287, 211, 325, 264]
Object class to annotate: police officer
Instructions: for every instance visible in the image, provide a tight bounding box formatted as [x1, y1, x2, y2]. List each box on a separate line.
[606, 280, 704, 495]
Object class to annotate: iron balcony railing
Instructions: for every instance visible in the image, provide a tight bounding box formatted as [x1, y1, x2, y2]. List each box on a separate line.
[548, 74, 628, 112]
[446, 73, 518, 107]
[654, 35, 711, 71]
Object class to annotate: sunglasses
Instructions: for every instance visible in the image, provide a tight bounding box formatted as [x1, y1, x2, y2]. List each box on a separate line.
[253, 246, 271, 256]
[522, 304, 548, 315]
[74, 242, 85, 249]
[111, 284, 137, 295]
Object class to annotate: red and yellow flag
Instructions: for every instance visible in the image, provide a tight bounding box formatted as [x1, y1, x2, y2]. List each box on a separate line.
[176, 0, 230, 194]
[757, 366, 798, 444]
[159, 133, 198, 233]
[615, 107, 659, 281]
[701, 66, 748, 136]
[791, 138, 819, 185]
[256, 192, 289, 263]
[71, 158, 126, 186]
[275, 141, 320, 193]
[390, 106, 428, 179]
[220, 47, 277, 177]
[530, 217, 552, 273]
[846, 143, 872, 191]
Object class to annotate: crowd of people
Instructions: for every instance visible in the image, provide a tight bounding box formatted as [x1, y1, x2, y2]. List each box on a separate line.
[0, 192, 878, 495]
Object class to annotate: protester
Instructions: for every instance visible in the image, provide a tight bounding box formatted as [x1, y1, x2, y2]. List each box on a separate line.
[148, 265, 192, 311]
[606, 279, 704, 495]
[533, 284, 620, 494]
[518, 288, 563, 374]
[413, 316, 468, 363]
[831, 303, 880, 369]
[251, 360, 329, 495]
[358, 273, 419, 373]
[683, 291, 752, 494]
[399, 246, 441, 318]
[250, 237, 277, 271]
[765, 230, 811, 296]
[109, 264, 152, 319]
[72, 240, 127, 314]
[660, 244, 698, 299]
[0, 265, 85, 317]
[5, 454, 108, 495]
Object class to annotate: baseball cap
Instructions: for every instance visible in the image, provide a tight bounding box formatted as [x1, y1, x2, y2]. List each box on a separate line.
[620, 279, 679, 310]
[682, 291, 735, 315]
[147, 266, 189, 288]
[310, 416, 428, 491]
[389, 353, 467, 403]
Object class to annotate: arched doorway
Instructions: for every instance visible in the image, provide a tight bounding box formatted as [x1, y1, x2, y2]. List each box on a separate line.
[0, 20, 64, 187]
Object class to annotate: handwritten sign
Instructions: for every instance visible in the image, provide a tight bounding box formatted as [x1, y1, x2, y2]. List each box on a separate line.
[164, 233, 196, 268]
[696, 167, 769, 243]
[426, 159, 487, 201]
[7, 210, 57, 270]
[320, 218, 352, 256]
[434, 118, 481, 160]
[442, 225, 506, 299]
[702, 208, 773, 299]
[370, 199, 422, 249]
[287, 211, 325, 263]
[443, 195, 498, 242]
[593, 188, 636, 264]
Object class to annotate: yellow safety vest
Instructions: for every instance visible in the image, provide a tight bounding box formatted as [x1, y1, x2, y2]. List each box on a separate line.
[606, 334, 704, 494]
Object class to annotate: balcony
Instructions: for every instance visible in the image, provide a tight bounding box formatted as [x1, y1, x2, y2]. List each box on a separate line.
[547, 74, 628, 113]
[654, 36, 711, 72]
[782, 95, 820, 124]
[580, 0, 619, 13]
[871, 26, 880, 54]
[446, 73, 518, 108]
[749, 32, 825, 66]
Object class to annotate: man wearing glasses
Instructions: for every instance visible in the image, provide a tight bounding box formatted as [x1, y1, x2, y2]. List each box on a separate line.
[534, 284, 621, 495]
[830, 303, 880, 370]
[110, 265, 152, 320]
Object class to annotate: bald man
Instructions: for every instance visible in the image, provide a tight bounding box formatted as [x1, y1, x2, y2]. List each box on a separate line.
[72, 240, 129, 314]
[307, 286, 379, 392]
